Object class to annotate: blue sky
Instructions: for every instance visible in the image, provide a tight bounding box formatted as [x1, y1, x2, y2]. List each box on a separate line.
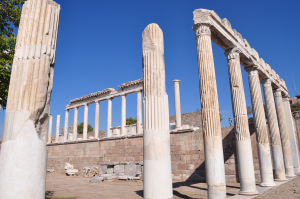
[1, 0, 300, 138]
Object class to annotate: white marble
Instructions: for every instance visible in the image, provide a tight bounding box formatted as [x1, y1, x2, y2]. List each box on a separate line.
[83, 104, 88, 139]
[107, 98, 112, 137]
[136, 91, 142, 134]
[73, 107, 78, 141]
[173, 80, 182, 129]
[95, 101, 100, 139]
[55, 115, 60, 142]
[64, 109, 69, 142]
[121, 95, 126, 135]
[47, 114, 53, 143]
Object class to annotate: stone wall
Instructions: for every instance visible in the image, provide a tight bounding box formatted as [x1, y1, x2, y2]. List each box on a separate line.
[47, 111, 263, 183]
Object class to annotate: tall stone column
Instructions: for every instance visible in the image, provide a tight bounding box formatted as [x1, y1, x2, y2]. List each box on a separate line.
[142, 23, 173, 199]
[83, 104, 88, 139]
[73, 107, 78, 141]
[283, 97, 300, 174]
[261, 79, 286, 181]
[55, 115, 60, 142]
[225, 47, 258, 195]
[0, 1, 60, 198]
[121, 95, 126, 135]
[173, 80, 182, 129]
[274, 89, 295, 177]
[107, 98, 112, 137]
[293, 111, 300, 148]
[245, 67, 275, 186]
[94, 101, 100, 139]
[193, 20, 226, 198]
[47, 114, 53, 143]
[63, 109, 69, 142]
[137, 91, 142, 134]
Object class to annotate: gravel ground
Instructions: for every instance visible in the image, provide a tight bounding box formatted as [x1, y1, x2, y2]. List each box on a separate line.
[255, 176, 300, 199]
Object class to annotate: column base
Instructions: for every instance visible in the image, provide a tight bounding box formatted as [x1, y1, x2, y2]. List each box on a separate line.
[294, 167, 300, 175]
[239, 190, 259, 195]
[286, 174, 296, 178]
[260, 182, 276, 187]
[275, 178, 288, 182]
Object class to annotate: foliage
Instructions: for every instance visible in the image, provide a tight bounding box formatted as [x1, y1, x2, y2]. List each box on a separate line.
[291, 102, 300, 112]
[219, 112, 223, 122]
[0, 0, 25, 108]
[126, 117, 137, 125]
[77, 122, 93, 134]
[247, 106, 252, 118]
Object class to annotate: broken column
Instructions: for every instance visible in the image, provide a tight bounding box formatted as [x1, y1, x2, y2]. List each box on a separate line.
[245, 67, 275, 186]
[64, 109, 69, 142]
[95, 101, 100, 139]
[173, 80, 182, 129]
[121, 95, 126, 135]
[283, 96, 300, 174]
[107, 98, 112, 137]
[225, 47, 258, 195]
[274, 89, 295, 177]
[193, 9, 226, 198]
[83, 104, 88, 139]
[47, 114, 53, 143]
[136, 91, 142, 134]
[261, 79, 286, 181]
[0, 0, 60, 198]
[55, 115, 60, 142]
[73, 107, 78, 141]
[142, 23, 173, 199]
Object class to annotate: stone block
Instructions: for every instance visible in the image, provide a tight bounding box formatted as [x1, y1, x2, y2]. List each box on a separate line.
[125, 163, 137, 176]
[89, 176, 103, 183]
[114, 165, 125, 176]
[100, 166, 107, 174]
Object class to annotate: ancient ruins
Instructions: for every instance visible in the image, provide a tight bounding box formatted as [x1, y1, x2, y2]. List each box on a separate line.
[0, 1, 300, 198]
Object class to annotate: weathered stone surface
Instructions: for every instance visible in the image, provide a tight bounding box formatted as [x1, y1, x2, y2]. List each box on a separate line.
[125, 164, 137, 176]
[114, 165, 125, 176]
[193, 16, 226, 198]
[48, 114, 53, 143]
[0, 0, 60, 198]
[89, 176, 103, 183]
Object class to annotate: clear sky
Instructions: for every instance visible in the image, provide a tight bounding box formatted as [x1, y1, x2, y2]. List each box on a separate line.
[1, 0, 300, 138]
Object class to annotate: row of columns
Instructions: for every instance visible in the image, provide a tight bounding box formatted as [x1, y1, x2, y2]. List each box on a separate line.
[48, 91, 143, 143]
[193, 22, 300, 198]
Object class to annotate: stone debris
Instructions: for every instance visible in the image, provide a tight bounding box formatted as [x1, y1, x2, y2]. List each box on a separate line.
[65, 163, 78, 176]
[88, 176, 104, 183]
[83, 167, 99, 178]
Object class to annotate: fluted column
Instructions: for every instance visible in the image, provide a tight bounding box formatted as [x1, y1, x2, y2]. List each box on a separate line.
[142, 23, 173, 199]
[73, 107, 78, 141]
[245, 67, 275, 186]
[293, 112, 300, 148]
[55, 115, 60, 142]
[63, 109, 69, 142]
[47, 114, 53, 143]
[193, 21, 226, 198]
[83, 104, 88, 139]
[107, 98, 112, 137]
[173, 80, 182, 129]
[261, 79, 286, 181]
[137, 91, 142, 134]
[225, 47, 258, 195]
[274, 89, 295, 177]
[121, 95, 126, 135]
[94, 101, 100, 139]
[0, 1, 60, 197]
[283, 97, 300, 174]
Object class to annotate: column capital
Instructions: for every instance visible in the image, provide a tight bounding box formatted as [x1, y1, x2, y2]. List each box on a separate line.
[274, 88, 283, 97]
[261, 78, 272, 86]
[172, 79, 181, 83]
[282, 97, 290, 102]
[244, 66, 259, 75]
[293, 111, 300, 119]
[224, 47, 241, 60]
[193, 23, 211, 37]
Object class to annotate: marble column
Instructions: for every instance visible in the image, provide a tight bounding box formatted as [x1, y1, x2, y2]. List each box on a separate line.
[0, 1, 60, 198]
[121, 95, 126, 135]
[283, 97, 300, 174]
[142, 23, 173, 199]
[173, 80, 182, 129]
[137, 91, 142, 134]
[193, 20, 226, 198]
[83, 104, 88, 139]
[274, 89, 295, 177]
[64, 109, 69, 142]
[293, 111, 300, 148]
[95, 101, 100, 139]
[107, 98, 112, 137]
[261, 79, 286, 181]
[73, 107, 78, 141]
[225, 47, 258, 195]
[245, 67, 275, 186]
[55, 115, 60, 142]
[47, 114, 53, 143]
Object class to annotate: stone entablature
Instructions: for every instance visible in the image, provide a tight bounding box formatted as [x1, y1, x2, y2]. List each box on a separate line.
[67, 78, 143, 109]
[193, 9, 288, 97]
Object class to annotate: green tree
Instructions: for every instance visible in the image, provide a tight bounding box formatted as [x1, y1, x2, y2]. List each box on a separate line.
[291, 102, 300, 112]
[77, 122, 93, 134]
[126, 117, 137, 125]
[219, 112, 223, 122]
[0, 0, 25, 109]
[247, 106, 252, 118]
